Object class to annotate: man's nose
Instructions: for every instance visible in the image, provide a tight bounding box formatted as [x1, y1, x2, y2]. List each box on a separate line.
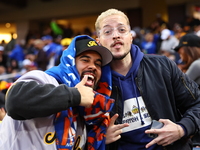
[112, 29, 120, 38]
[88, 63, 97, 70]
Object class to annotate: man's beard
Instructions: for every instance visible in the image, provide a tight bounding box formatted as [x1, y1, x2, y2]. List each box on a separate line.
[113, 51, 129, 60]
[93, 80, 100, 90]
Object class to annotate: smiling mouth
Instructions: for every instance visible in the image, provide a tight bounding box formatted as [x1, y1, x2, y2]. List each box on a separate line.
[82, 74, 95, 88]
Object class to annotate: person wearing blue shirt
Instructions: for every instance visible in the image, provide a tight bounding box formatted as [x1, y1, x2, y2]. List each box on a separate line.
[9, 41, 25, 69]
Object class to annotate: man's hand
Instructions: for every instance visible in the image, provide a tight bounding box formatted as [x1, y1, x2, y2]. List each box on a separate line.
[145, 119, 185, 148]
[75, 75, 94, 107]
[106, 114, 129, 144]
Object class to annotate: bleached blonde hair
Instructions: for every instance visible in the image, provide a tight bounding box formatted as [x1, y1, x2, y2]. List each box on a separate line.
[95, 8, 130, 35]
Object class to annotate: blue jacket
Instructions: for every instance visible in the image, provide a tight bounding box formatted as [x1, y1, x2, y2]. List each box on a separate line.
[9, 44, 25, 61]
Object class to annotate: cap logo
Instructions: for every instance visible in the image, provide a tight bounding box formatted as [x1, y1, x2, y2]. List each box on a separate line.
[182, 41, 188, 45]
[87, 41, 97, 47]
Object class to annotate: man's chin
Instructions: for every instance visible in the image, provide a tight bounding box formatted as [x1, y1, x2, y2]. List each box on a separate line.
[113, 51, 129, 60]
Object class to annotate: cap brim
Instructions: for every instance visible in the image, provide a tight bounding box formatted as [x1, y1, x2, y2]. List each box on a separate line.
[173, 45, 182, 51]
[77, 46, 113, 66]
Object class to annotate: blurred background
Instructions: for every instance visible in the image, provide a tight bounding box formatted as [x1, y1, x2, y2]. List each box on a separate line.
[0, 0, 199, 43]
[0, 0, 199, 84]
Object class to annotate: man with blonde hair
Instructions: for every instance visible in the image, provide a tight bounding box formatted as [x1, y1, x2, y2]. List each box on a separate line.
[95, 8, 200, 150]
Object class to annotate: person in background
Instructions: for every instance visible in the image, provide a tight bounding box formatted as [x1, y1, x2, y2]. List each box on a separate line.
[61, 38, 72, 50]
[20, 58, 37, 75]
[1, 35, 114, 150]
[0, 40, 6, 49]
[193, 20, 200, 37]
[4, 33, 16, 55]
[131, 27, 143, 49]
[41, 35, 57, 69]
[159, 28, 179, 63]
[33, 39, 49, 71]
[0, 46, 8, 73]
[52, 35, 63, 66]
[95, 8, 200, 150]
[174, 33, 200, 149]
[0, 92, 6, 122]
[141, 32, 157, 54]
[83, 27, 93, 37]
[8, 39, 25, 70]
[55, 38, 72, 65]
[174, 33, 200, 87]
[172, 23, 186, 40]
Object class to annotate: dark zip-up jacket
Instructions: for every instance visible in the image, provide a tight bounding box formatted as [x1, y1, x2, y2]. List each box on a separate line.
[107, 54, 200, 150]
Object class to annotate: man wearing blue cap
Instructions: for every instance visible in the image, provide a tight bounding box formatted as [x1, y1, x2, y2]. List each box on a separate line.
[42, 35, 61, 69]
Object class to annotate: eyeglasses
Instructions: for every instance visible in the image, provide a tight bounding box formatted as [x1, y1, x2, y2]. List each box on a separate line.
[99, 25, 130, 39]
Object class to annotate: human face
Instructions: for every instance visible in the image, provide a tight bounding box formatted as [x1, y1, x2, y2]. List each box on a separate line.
[96, 15, 133, 60]
[75, 51, 102, 89]
[178, 47, 187, 62]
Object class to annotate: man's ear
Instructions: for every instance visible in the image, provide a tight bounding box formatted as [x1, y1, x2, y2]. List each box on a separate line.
[96, 38, 101, 45]
[130, 33, 133, 43]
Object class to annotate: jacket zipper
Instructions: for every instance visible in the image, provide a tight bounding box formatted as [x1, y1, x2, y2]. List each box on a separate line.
[181, 77, 195, 99]
[135, 77, 168, 150]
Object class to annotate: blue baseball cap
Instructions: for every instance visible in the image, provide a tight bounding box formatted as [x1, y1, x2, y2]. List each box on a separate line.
[41, 35, 53, 41]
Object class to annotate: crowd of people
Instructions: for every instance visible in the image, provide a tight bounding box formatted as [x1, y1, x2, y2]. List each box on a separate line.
[0, 8, 200, 150]
[0, 13, 200, 83]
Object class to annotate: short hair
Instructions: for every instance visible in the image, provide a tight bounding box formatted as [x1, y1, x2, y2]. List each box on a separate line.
[95, 8, 130, 34]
